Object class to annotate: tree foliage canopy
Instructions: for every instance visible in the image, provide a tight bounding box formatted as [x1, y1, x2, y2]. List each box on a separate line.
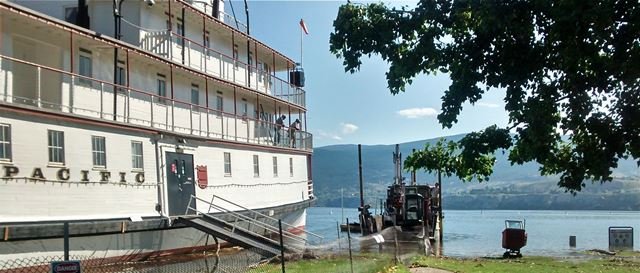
[404, 138, 495, 183]
[330, 0, 640, 192]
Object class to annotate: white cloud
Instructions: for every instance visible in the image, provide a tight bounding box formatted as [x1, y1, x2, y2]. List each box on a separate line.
[396, 107, 438, 119]
[340, 123, 359, 134]
[316, 130, 342, 140]
[476, 102, 501, 108]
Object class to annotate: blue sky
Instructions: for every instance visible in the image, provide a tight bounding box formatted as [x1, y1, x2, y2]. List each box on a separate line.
[231, 1, 509, 147]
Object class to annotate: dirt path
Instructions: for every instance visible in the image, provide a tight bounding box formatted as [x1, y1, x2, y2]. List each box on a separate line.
[409, 267, 454, 273]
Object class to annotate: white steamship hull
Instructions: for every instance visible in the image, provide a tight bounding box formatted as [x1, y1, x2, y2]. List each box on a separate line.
[0, 0, 314, 268]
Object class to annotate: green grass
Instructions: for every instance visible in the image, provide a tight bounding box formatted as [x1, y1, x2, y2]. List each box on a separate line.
[247, 254, 410, 273]
[243, 252, 640, 273]
[410, 255, 640, 273]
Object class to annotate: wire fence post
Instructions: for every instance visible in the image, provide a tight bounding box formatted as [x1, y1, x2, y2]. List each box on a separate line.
[346, 218, 353, 273]
[63, 222, 69, 261]
[278, 219, 285, 273]
[394, 219, 399, 264]
[336, 221, 341, 251]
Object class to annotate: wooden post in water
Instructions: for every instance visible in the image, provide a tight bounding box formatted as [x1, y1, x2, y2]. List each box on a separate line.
[358, 144, 364, 208]
[358, 144, 365, 235]
[438, 169, 443, 252]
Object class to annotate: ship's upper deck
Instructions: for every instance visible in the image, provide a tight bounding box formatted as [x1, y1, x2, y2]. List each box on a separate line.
[8, 0, 305, 107]
[0, 0, 312, 152]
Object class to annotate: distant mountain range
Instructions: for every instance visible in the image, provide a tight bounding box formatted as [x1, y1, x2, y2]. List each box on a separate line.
[312, 135, 640, 210]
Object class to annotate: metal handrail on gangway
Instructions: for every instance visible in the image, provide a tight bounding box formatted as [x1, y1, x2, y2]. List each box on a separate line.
[183, 195, 322, 251]
[200, 194, 323, 243]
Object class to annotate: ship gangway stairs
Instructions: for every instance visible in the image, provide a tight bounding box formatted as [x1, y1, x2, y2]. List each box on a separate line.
[173, 194, 323, 256]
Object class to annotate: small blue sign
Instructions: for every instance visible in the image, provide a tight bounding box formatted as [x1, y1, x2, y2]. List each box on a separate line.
[50, 261, 81, 273]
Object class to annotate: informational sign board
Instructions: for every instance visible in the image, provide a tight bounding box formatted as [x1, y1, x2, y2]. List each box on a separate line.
[609, 226, 634, 251]
[50, 261, 81, 273]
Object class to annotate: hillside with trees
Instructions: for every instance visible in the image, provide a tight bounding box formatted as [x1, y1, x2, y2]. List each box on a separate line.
[312, 136, 640, 210]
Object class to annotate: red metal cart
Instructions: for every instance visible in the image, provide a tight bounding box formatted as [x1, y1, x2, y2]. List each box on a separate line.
[502, 220, 527, 258]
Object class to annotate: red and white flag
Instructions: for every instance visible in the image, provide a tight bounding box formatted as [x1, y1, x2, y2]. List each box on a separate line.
[299, 19, 309, 35]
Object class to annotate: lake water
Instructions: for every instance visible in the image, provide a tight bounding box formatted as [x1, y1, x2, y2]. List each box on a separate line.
[306, 207, 640, 257]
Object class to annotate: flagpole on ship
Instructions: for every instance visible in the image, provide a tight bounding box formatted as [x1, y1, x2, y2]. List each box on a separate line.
[300, 18, 303, 65]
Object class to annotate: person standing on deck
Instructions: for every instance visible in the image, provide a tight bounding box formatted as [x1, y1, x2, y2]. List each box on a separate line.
[289, 119, 301, 148]
[274, 115, 286, 145]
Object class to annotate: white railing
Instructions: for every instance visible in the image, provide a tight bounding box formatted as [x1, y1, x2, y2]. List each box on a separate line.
[0, 55, 312, 151]
[140, 31, 306, 108]
[185, 0, 249, 33]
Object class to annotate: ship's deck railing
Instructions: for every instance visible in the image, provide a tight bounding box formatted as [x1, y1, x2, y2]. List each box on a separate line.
[140, 31, 305, 107]
[183, 0, 249, 33]
[0, 55, 312, 151]
[186, 194, 323, 246]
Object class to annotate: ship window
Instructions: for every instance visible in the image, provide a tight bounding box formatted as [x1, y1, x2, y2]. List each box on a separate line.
[204, 31, 211, 58]
[131, 141, 143, 169]
[64, 7, 78, 24]
[248, 51, 253, 74]
[253, 155, 259, 177]
[157, 74, 167, 104]
[224, 152, 231, 176]
[116, 61, 126, 93]
[92, 136, 106, 168]
[272, 156, 278, 177]
[233, 44, 238, 70]
[176, 19, 184, 47]
[289, 157, 293, 177]
[215, 93, 223, 113]
[241, 99, 248, 117]
[191, 84, 200, 106]
[78, 48, 93, 85]
[0, 124, 11, 161]
[48, 130, 65, 164]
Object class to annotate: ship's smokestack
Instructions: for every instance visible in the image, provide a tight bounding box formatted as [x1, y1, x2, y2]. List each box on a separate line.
[77, 0, 90, 28]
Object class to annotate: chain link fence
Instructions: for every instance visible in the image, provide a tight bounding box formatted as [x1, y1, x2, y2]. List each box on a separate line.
[0, 247, 280, 273]
[1, 225, 429, 273]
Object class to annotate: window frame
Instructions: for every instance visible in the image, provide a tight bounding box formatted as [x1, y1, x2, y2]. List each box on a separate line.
[289, 157, 294, 177]
[91, 136, 107, 168]
[241, 98, 248, 118]
[272, 156, 278, 177]
[176, 18, 184, 47]
[204, 30, 211, 58]
[215, 92, 224, 113]
[253, 155, 259, 177]
[248, 51, 253, 74]
[78, 48, 93, 85]
[0, 124, 11, 162]
[191, 84, 200, 106]
[116, 60, 126, 92]
[224, 152, 232, 176]
[64, 6, 78, 24]
[157, 74, 167, 104]
[233, 44, 239, 70]
[47, 130, 65, 165]
[131, 141, 144, 170]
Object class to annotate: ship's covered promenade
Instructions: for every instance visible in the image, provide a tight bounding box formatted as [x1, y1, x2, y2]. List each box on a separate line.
[0, 1, 312, 151]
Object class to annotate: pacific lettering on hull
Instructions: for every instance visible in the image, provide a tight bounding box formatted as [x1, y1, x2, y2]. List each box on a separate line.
[1, 165, 145, 183]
